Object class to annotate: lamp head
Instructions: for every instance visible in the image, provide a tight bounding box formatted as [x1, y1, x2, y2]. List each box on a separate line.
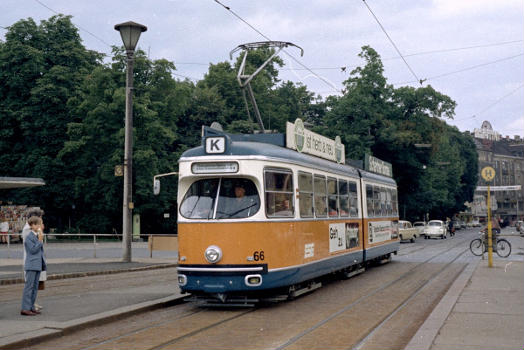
[114, 21, 147, 52]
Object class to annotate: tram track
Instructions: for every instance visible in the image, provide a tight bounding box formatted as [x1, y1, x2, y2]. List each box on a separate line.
[23, 233, 476, 350]
[274, 235, 471, 350]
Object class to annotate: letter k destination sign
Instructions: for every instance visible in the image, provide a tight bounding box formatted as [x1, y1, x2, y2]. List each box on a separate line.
[205, 137, 225, 154]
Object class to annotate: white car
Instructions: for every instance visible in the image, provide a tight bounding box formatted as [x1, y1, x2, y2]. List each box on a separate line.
[424, 220, 447, 239]
[413, 221, 426, 235]
[398, 220, 418, 243]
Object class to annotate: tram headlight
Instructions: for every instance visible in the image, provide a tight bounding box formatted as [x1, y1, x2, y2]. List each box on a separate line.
[204, 245, 222, 264]
[178, 274, 187, 286]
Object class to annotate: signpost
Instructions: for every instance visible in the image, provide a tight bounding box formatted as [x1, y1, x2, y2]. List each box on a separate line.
[481, 166, 496, 267]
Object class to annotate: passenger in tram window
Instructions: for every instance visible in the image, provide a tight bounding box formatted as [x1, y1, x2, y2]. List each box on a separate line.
[274, 197, 293, 217]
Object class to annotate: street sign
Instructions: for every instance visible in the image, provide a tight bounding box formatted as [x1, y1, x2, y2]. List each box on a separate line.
[114, 165, 123, 177]
[481, 166, 495, 182]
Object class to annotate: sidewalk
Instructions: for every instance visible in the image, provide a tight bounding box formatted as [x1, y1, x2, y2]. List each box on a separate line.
[406, 234, 524, 350]
[0, 255, 185, 349]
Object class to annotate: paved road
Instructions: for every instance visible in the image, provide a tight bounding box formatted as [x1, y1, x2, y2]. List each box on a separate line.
[1, 227, 522, 350]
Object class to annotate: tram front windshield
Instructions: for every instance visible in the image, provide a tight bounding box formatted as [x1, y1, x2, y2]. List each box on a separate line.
[180, 178, 260, 219]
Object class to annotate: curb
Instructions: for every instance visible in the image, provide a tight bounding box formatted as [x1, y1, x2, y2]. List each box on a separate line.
[404, 259, 479, 350]
[0, 263, 179, 286]
[0, 293, 188, 350]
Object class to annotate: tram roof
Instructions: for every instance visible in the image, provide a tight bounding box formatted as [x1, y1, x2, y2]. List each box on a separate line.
[181, 141, 396, 185]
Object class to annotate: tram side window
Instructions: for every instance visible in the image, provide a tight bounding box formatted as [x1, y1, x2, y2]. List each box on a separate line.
[338, 180, 349, 217]
[327, 177, 338, 217]
[392, 189, 399, 216]
[265, 169, 294, 218]
[298, 172, 314, 218]
[373, 186, 382, 217]
[180, 179, 219, 219]
[349, 181, 359, 217]
[380, 187, 387, 217]
[366, 185, 374, 217]
[386, 188, 393, 216]
[314, 175, 327, 218]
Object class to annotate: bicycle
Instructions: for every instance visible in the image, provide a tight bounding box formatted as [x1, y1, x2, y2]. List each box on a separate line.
[469, 233, 511, 258]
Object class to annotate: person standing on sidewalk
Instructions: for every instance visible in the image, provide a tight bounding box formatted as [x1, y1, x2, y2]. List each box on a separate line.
[21, 208, 45, 311]
[20, 216, 46, 316]
[0, 219, 8, 243]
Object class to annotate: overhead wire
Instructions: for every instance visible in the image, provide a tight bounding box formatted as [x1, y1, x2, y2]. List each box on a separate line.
[362, 0, 425, 85]
[393, 52, 524, 85]
[172, 72, 199, 81]
[171, 39, 524, 75]
[213, 0, 342, 94]
[31, 0, 202, 83]
[34, 0, 113, 49]
[454, 83, 524, 122]
[384, 39, 523, 61]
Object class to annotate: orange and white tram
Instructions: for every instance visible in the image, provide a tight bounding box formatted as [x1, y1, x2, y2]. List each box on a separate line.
[175, 127, 399, 305]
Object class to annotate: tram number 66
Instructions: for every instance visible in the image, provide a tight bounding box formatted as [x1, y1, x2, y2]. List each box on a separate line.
[253, 251, 265, 261]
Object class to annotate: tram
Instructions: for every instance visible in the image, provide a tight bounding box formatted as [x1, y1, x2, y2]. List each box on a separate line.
[175, 121, 399, 305]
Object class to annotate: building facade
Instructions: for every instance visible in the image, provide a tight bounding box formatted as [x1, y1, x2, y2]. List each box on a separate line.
[469, 121, 524, 224]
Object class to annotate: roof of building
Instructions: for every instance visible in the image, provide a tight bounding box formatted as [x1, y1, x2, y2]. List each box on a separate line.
[474, 137, 523, 158]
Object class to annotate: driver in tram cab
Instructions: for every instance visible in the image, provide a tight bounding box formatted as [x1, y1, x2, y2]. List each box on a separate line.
[229, 182, 256, 218]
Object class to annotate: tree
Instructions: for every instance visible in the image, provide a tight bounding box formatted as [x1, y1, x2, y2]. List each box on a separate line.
[322, 46, 477, 221]
[0, 15, 102, 229]
[60, 48, 193, 233]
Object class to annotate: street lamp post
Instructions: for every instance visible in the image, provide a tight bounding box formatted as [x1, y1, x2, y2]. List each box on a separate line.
[114, 21, 147, 262]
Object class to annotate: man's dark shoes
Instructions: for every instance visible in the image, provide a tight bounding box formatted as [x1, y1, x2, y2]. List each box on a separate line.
[31, 309, 41, 314]
[21, 310, 37, 316]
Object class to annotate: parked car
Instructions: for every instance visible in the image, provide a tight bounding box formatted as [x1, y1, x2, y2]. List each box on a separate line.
[471, 219, 481, 227]
[516, 221, 524, 236]
[424, 220, 447, 239]
[398, 220, 418, 243]
[413, 221, 426, 235]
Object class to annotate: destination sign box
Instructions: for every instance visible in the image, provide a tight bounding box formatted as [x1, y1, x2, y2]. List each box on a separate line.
[286, 119, 345, 164]
[365, 154, 393, 177]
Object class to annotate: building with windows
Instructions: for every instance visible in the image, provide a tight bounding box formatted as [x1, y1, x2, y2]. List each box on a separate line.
[468, 121, 524, 224]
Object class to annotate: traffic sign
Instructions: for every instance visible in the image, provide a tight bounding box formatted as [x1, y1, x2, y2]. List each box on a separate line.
[481, 166, 495, 182]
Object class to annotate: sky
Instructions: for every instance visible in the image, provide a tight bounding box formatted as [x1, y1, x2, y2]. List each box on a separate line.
[2, 0, 523, 138]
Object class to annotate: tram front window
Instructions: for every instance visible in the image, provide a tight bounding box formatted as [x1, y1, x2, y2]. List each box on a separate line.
[216, 179, 260, 219]
[180, 178, 260, 219]
[180, 179, 219, 219]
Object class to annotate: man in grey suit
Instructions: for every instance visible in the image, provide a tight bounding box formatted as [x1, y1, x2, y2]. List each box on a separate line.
[21, 216, 46, 316]
[21, 208, 45, 311]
